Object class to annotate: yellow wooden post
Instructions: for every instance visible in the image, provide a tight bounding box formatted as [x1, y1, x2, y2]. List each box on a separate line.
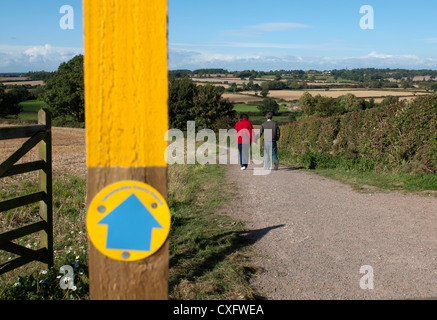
[83, 0, 169, 299]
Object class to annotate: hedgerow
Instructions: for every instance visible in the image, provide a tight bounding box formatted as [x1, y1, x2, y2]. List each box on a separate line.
[279, 94, 437, 174]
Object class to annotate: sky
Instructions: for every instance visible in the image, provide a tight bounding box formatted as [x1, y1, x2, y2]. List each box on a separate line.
[1, 0, 437, 73]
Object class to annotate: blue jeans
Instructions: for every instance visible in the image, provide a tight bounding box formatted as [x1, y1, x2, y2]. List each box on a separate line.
[264, 141, 278, 169]
[238, 143, 250, 168]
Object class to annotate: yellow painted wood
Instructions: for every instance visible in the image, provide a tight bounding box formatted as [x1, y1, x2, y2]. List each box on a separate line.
[84, 0, 168, 168]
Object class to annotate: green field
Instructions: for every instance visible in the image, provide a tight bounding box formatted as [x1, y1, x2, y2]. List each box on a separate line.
[19, 100, 48, 112]
[234, 104, 290, 113]
[233, 104, 259, 113]
[233, 104, 293, 125]
[17, 100, 48, 121]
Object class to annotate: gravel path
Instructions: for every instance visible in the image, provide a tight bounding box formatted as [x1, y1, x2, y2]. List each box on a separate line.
[223, 163, 437, 300]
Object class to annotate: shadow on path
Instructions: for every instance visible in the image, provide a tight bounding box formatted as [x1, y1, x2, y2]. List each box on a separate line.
[241, 224, 286, 245]
[169, 223, 286, 293]
[242, 166, 304, 172]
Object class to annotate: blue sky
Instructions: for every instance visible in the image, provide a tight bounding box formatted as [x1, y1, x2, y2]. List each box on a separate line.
[1, 0, 436, 72]
[0, 0, 83, 72]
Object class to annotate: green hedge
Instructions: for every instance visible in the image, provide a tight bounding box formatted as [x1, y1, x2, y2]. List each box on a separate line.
[279, 94, 437, 174]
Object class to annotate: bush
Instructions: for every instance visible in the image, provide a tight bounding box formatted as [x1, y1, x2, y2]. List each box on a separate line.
[279, 94, 437, 173]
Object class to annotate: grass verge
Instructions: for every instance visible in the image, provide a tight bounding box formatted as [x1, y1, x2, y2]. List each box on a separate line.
[0, 173, 88, 300]
[277, 148, 437, 196]
[314, 169, 436, 196]
[0, 164, 259, 300]
[168, 163, 259, 300]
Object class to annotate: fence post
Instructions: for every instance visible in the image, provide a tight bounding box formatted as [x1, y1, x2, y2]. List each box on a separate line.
[38, 108, 53, 269]
[84, 0, 169, 299]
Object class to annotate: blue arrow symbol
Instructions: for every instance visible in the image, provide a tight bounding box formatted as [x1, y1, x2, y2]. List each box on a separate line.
[98, 194, 163, 252]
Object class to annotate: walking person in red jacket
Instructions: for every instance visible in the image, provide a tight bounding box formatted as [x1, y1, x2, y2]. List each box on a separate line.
[234, 113, 254, 171]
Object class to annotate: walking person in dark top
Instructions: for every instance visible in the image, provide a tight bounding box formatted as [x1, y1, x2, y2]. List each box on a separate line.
[258, 112, 280, 170]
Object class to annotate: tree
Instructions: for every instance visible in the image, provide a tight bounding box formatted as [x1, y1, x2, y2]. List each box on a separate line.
[313, 95, 335, 117]
[260, 82, 270, 98]
[429, 82, 437, 93]
[287, 80, 302, 90]
[192, 84, 235, 129]
[168, 76, 197, 130]
[258, 97, 279, 116]
[299, 92, 316, 116]
[168, 77, 236, 130]
[288, 112, 297, 123]
[380, 95, 399, 107]
[39, 55, 84, 122]
[336, 93, 365, 114]
[7, 86, 33, 103]
[0, 85, 22, 118]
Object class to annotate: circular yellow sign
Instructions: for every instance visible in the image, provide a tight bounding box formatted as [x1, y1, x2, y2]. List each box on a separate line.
[86, 181, 171, 262]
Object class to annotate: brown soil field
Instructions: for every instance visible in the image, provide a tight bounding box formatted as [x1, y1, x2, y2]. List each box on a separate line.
[1, 80, 44, 86]
[372, 96, 421, 103]
[0, 125, 86, 178]
[196, 82, 230, 88]
[0, 77, 29, 82]
[239, 90, 430, 101]
[222, 93, 264, 103]
[306, 82, 359, 86]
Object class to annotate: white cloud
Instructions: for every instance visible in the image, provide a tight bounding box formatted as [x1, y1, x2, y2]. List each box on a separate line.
[0, 44, 83, 72]
[366, 51, 421, 61]
[169, 48, 437, 71]
[24, 44, 53, 62]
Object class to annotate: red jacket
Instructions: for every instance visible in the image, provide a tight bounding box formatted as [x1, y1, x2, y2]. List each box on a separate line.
[234, 119, 254, 144]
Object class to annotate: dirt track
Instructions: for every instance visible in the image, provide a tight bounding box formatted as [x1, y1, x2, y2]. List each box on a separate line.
[223, 163, 437, 300]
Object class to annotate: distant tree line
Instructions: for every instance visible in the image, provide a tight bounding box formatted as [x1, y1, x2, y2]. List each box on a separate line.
[174, 68, 437, 95]
[330, 68, 437, 82]
[298, 92, 403, 118]
[169, 68, 437, 87]
[26, 71, 56, 81]
[169, 69, 308, 80]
